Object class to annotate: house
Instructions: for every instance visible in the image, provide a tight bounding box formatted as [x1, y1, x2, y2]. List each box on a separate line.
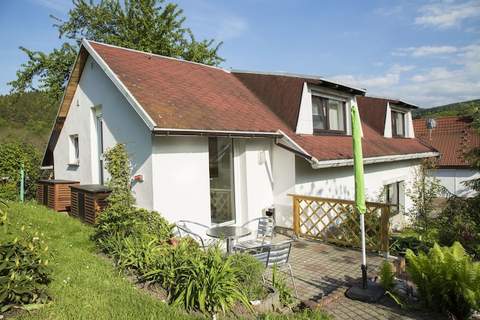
[42, 40, 438, 231]
[414, 116, 480, 197]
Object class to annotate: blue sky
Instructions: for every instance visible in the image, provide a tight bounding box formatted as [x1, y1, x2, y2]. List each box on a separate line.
[0, 0, 479, 107]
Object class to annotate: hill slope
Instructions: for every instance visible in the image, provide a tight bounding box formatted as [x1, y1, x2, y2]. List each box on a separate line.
[0, 92, 57, 150]
[413, 99, 480, 119]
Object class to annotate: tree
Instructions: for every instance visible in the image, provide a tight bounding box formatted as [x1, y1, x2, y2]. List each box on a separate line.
[407, 158, 441, 233]
[9, 0, 223, 103]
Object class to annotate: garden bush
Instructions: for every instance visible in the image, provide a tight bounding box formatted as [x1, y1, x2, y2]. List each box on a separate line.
[436, 196, 480, 259]
[406, 242, 480, 320]
[271, 265, 294, 307]
[0, 231, 51, 312]
[229, 252, 266, 301]
[378, 260, 395, 291]
[0, 142, 41, 200]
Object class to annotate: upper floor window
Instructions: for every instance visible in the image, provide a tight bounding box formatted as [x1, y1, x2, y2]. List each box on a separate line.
[312, 96, 346, 134]
[391, 110, 405, 137]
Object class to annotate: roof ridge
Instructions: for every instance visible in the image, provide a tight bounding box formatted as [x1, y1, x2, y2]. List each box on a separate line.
[85, 39, 231, 73]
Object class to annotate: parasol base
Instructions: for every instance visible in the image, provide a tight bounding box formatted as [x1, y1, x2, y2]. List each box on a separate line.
[345, 281, 385, 303]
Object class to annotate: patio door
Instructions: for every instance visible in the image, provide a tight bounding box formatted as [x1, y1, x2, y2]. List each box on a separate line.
[209, 137, 235, 224]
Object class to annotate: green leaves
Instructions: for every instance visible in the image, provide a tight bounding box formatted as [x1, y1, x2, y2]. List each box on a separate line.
[406, 242, 480, 320]
[379, 260, 395, 291]
[0, 142, 41, 201]
[0, 232, 51, 312]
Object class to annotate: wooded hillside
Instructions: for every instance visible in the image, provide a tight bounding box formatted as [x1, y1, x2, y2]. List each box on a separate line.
[0, 92, 56, 151]
[413, 99, 480, 119]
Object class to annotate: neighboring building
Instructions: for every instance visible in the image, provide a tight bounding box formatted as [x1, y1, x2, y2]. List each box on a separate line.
[42, 40, 437, 231]
[414, 116, 480, 197]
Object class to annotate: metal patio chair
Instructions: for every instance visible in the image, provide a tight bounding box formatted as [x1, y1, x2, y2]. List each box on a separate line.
[249, 240, 298, 298]
[173, 220, 217, 249]
[233, 216, 274, 252]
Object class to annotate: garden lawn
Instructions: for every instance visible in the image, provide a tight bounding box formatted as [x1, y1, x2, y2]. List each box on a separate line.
[1, 201, 201, 320]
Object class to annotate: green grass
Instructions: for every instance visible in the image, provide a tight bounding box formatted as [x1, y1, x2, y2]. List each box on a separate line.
[1, 201, 202, 320]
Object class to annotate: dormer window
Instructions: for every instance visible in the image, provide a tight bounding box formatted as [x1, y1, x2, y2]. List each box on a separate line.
[312, 96, 346, 134]
[391, 110, 405, 137]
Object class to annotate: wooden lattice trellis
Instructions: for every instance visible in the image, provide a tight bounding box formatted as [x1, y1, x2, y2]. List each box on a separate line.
[290, 194, 390, 254]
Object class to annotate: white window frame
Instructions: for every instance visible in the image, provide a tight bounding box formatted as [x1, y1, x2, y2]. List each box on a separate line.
[69, 134, 80, 166]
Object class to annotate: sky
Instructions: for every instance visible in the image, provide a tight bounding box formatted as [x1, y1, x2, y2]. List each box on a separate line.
[0, 0, 479, 107]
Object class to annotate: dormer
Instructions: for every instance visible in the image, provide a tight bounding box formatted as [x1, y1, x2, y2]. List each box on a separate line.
[357, 96, 416, 139]
[296, 82, 363, 135]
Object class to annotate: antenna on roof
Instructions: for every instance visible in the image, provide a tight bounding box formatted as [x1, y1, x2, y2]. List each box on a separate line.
[426, 118, 436, 140]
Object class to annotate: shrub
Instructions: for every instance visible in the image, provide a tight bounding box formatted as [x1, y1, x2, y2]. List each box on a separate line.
[389, 230, 435, 256]
[271, 265, 294, 307]
[0, 142, 41, 200]
[406, 242, 480, 320]
[229, 252, 266, 300]
[436, 196, 480, 259]
[0, 232, 51, 312]
[379, 260, 395, 291]
[259, 309, 332, 319]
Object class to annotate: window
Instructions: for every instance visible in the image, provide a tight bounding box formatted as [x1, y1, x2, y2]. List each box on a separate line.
[391, 111, 405, 137]
[69, 135, 79, 165]
[312, 96, 346, 133]
[385, 181, 404, 214]
[209, 137, 235, 224]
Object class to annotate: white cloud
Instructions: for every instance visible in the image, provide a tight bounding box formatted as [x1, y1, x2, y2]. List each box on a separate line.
[331, 44, 480, 107]
[215, 16, 248, 40]
[330, 64, 414, 89]
[393, 45, 459, 57]
[415, 0, 480, 29]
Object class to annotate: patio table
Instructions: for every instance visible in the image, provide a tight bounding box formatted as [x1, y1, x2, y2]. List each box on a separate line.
[206, 226, 251, 253]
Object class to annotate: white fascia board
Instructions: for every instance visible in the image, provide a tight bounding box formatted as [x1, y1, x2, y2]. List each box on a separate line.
[276, 129, 315, 161]
[153, 127, 283, 137]
[82, 39, 156, 130]
[311, 151, 439, 169]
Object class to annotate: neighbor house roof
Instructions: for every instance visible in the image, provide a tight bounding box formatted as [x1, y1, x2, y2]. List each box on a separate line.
[42, 40, 437, 167]
[414, 116, 480, 167]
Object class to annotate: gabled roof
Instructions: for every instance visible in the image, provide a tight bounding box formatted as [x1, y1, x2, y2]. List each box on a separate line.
[43, 40, 437, 168]
[414, 116, 480, 167]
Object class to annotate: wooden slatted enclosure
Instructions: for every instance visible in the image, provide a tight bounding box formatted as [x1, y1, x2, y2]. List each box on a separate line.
[36, 180, 79, 211]
[290, 194, 391, 255]
[70, 185, 111, 224]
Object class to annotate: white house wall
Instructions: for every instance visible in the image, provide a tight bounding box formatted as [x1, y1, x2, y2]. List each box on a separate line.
[272, 145, 296, 228]
[53, 56, 154, 209]
[291, 158, 422, 229]
[151, 136, 211, 224]
[432, 168, 480, 197]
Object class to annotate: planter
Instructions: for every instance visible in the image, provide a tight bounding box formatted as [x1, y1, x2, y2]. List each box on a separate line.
[250, 285, 281, 313]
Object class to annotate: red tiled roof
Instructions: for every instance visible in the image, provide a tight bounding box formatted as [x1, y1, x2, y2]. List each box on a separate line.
[414, 116, 480, 167]
[83, 41, 436, 162]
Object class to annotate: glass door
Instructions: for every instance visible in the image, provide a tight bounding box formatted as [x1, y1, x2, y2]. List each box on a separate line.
[209, 137, 235, 224]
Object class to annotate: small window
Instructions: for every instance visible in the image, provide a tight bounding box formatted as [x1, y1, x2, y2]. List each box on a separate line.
[312, 96, 346, 133]
[69, 134, 79, 165]
[385, 181, 403, 214]
[391, 111, 405, 137]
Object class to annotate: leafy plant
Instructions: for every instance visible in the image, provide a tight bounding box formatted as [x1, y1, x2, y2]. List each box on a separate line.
[436, 195, 480, 259]
[0, 231, 51, 312]
[406, 242, 480, 320]
[229, 252, 266, 300]
[379, 260, 395, 291]
[271, 265, 294, 307]
[406, 158, 441, 233]
[389, 230, 435, 256]
[0, 142, 41, 200]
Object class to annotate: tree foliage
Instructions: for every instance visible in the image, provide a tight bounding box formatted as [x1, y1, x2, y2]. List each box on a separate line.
[0, 142, 41, 201]
[10, 0, 223, 103]
[406, 158, 441, 232]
